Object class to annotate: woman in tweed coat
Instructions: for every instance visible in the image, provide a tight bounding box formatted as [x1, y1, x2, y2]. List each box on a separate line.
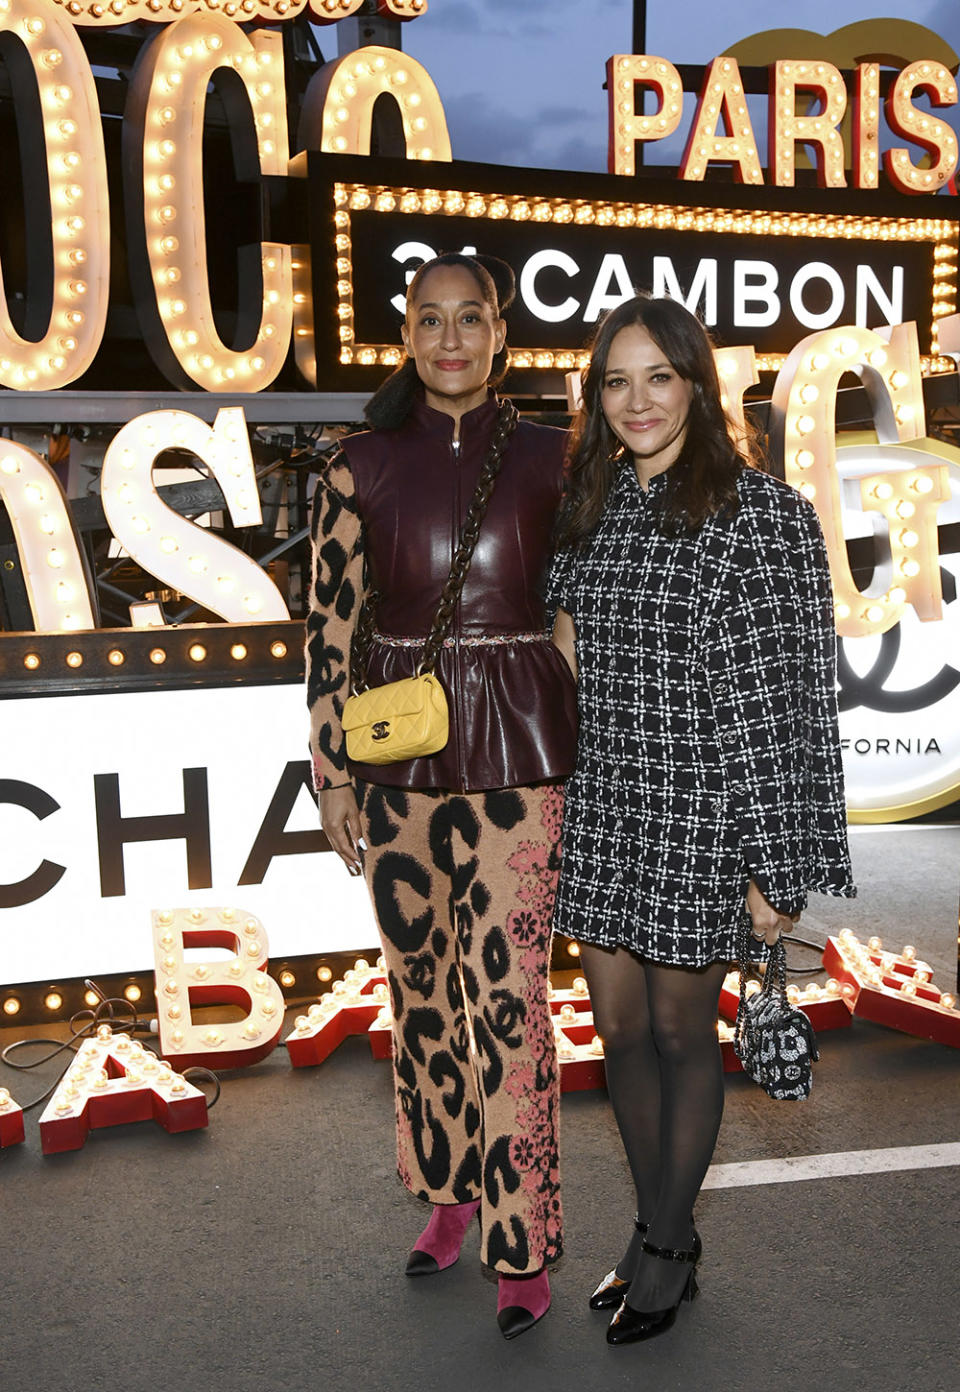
[549, 294, 854, 1346]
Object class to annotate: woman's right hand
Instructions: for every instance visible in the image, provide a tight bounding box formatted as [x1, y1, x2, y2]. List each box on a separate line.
[319, 784, 366, 876]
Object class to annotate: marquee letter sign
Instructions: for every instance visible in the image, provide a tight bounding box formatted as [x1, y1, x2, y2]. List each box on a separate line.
[0, 441, 95, 632]
[99, 407, 290, 626]
[0, 1087, 26, 1147]
[770, 321, 949, 638]
[0, 0, 110, 389]
[152, 906, 286, 1069]
[39, 1023, 208, 1154]
[123, 16, 292, 392]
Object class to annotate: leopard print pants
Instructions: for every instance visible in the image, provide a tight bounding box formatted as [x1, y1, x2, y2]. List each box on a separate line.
[356, 779, 564, 1274]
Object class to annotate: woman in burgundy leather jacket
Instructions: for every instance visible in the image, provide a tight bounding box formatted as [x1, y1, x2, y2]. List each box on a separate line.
[305, 252, 577, 1338]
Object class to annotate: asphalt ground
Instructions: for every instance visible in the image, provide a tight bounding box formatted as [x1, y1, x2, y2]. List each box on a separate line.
[2, 824, 958, 1392]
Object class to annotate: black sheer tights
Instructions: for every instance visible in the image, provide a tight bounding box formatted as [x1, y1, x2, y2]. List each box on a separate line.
[580, 944, 727, 1310]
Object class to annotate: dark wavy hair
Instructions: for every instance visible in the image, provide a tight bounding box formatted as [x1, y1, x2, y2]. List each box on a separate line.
[364, 252, 516, 430]
[557, 294, 756, 546]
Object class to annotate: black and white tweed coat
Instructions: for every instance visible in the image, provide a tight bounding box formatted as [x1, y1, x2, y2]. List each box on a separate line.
[550, 462, 855, 965]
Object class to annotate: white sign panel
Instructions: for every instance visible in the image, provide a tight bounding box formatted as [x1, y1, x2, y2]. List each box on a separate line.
[0, 682, 377, 986]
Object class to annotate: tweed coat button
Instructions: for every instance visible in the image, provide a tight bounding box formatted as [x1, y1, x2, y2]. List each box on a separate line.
[722, 730, 737, 744]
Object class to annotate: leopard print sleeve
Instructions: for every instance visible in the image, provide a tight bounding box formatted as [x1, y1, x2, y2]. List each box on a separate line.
[305, 446, 364, 791]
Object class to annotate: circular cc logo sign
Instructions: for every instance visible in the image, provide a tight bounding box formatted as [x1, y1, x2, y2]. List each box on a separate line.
[835, 439, 960, 822]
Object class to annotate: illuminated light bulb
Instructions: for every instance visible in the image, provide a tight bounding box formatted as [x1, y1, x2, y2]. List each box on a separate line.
[795, 415, 816, 435]
[107, 649, 125, 666]
[216, 576, 235, 593]
[58, 119, 78, 139]
[940, 993, 956, 1010]
[124, 984, 142, 1003]
[56, 582, 73, 602]
[38, 513, 56, 534]
[834, 602, 850, 620]
[131, 516, 150, 534]
[890, 369, 908, 390]
[65, 216, 84, 234]
[188, 555, 208, 575]
[45, 991, 63, 1012]
[230, 643, 248, 661]
[912, 474, 935, 494]
[811, 353, 830, 372]
[873, 481, 894, 500]
[65, 650, 82, 668]
[188, 643, 207, 663]
[243, 594, 263, 615]
[798, 482, 816, 501]
[46, 548, 65, 568]
[902, 944, 917, 962]
[895, 500, 915, 519]
[795, 450, 815, 469]
[270, 641, 287, 659]
[799, 384, 819, 405]
[865, 604, 886, 623]
[899, 530, 919, 549]
[23, 652, 41, 671]
[149, 648, 166, 665]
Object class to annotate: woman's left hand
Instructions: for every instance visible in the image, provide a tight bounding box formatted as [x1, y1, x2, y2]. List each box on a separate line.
[745, 880, 798, 947]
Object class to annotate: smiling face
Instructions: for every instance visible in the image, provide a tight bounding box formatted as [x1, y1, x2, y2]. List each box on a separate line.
[401, 264, 506, 425]
[600, 323, 694, 484]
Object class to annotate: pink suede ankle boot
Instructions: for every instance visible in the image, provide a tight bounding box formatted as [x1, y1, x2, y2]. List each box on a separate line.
[496, 1268, 551, 1339]
[405, 1199, 481, 1276]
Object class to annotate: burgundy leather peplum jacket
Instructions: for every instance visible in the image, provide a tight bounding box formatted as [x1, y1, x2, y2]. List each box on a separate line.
[305, 391, 578, 793]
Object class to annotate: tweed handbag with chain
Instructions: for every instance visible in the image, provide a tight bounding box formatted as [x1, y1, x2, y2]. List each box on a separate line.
[733, 926, 819, 1100]
[342, 399, 519, 766]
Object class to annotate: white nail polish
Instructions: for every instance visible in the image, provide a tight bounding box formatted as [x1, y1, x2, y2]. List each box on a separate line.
[358, 837, 368, 851]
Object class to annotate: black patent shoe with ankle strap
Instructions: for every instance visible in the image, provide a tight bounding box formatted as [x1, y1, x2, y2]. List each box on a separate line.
[605, 1236, 701, 1345]
[590, 1220, 701, 1311]
[588, 1216, 648, 1310]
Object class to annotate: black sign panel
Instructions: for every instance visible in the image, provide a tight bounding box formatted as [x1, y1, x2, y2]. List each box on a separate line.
[350, 212, 932, 350]
[306, 153, 957, 390]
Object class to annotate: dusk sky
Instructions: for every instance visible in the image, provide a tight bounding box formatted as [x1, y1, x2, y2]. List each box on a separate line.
[383, 0, 960, 174]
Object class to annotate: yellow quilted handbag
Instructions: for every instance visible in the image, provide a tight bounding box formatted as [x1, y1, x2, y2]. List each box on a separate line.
[342, 400, 518, 768]
[342, 672, 449, 764]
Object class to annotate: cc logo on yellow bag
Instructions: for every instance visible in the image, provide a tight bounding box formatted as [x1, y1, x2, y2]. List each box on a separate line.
[371, 722, 391, 741]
